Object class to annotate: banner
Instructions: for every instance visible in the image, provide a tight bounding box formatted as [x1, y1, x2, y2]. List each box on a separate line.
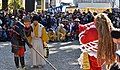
[80, 7, 112, 13]
[65, 7, 112, 13]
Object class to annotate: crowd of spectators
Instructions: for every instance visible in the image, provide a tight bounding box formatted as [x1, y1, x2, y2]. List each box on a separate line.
[0, 8, 119, 42]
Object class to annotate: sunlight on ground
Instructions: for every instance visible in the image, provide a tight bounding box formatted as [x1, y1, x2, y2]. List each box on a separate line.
[49, 50, 58, 54]
[0, 45, 4, 48]
[59, 45, 80, 50]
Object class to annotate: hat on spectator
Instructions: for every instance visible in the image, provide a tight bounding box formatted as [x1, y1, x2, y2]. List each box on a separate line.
[74, 18, 80, 22]
[32, 15, 40, 21]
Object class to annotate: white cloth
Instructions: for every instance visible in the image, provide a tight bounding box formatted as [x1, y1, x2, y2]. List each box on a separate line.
[31, 24, 46, 66]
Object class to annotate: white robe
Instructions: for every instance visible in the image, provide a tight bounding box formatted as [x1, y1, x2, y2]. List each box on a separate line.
[31, 24, 46, 66]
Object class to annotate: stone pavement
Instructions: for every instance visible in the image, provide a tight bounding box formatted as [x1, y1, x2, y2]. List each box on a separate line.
[0, 41, 81, 70]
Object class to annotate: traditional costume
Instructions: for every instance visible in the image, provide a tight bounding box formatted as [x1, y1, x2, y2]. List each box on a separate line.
[10, 21, 32, 69]
[23, 16, 33, 44]
[24, 26, 33, 43]
[31, 15, 49, 67]
[78, 22, 101, 70]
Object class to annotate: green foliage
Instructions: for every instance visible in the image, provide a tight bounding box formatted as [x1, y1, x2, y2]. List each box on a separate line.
[8, 0, 22, 10]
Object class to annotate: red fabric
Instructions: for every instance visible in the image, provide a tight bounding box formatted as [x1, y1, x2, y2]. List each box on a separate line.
[89, 56, 101, 70]
[16, 47, 25, 57]
[79, 22, 101, 69]
[80, 28, 98, 44]
[79, 25, 87, 33]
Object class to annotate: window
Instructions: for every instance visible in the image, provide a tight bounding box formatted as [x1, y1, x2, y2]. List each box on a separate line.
[37, 0, 41, 5]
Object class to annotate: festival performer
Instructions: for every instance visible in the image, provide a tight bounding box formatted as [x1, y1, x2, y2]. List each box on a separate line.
[31, 15, 49, 68]
[10, 21, 32, 70]
[78, 22, 101, 70]
[79, 13, 117, 70]
[23, 16, 33, 43]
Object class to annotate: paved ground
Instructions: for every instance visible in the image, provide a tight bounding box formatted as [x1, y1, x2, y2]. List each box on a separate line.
[0, 40, 81, 70]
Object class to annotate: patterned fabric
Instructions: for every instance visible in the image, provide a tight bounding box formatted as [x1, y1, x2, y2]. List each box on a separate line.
[79, 22, 98, 53]
[89, 55, 101, 70]
[78, 22, 101, 70]
[10, 21, 31, 55]
[24, 26, 33, 37]
[24, 26, 33, 43]
[82, 52, 90, 70]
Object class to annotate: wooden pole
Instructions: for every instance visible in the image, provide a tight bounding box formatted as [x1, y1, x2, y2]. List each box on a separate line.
[32, 47, 57, 70]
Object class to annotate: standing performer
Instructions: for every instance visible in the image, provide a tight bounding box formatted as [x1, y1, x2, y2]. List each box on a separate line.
[31, 15, 49, 68]
[10, 21, 32, 70]
[78, 13, 117, 70]
[94, 13, 117, 69]
[23, 16, 33, 44]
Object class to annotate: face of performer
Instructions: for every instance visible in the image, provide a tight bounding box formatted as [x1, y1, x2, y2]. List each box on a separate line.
[33, 20, 38, 26]
[24, 21, 31, 28]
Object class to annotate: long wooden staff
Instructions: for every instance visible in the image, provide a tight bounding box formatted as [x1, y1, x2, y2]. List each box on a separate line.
[32, 47, 57, 70]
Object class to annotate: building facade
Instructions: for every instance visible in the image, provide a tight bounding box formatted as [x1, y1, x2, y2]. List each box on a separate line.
[78, 0, 112, 8]
[24, 0, 47, 12]
[78, 0, 111, 3]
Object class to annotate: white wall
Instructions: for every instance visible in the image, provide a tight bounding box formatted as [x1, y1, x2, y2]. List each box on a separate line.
[114, 0, 119, 8]
[78, 3, 112, 8]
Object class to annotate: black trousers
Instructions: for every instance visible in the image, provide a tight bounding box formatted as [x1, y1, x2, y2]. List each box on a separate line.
[14, 56, 25, 68]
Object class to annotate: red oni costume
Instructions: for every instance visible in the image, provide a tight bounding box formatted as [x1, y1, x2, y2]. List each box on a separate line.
[78, 22, 101, 70]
